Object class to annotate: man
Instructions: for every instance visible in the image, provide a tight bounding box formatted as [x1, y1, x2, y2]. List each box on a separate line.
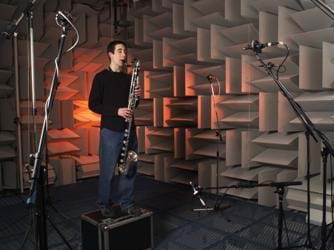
[88, 40, 141, 217]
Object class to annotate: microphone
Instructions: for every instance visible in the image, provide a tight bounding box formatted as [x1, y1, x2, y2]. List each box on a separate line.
[206, 74, 216, 82]
[243, 40, 283, 52]
[207, 74, 218, 96]
[1, 23, 17, 39]
[55, 11, 72, 28]
[1, 0, 38, 39]
[190, 181, 206, 207]
[190, 181, 199, 195]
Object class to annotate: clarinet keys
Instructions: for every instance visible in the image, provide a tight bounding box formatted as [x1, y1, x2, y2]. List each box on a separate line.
[117, 59, 140, 175]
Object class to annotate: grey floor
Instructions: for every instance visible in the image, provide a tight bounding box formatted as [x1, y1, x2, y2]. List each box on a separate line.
[0, 175, 333, 249]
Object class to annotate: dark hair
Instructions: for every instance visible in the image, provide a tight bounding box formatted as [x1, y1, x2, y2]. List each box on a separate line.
[107, 40, 127, 54]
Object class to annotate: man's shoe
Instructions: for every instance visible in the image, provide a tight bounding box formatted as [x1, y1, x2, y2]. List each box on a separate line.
[101, 206, 114, 217]
[122, 206, 142, 216]
[96, 201, 120, 208]
[100, 204, 121, 218]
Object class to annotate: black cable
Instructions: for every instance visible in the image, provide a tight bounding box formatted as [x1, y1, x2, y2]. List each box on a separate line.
[257, 51, 315, 133]
[276, 65, 287, 75]
[75, 0, 109, 11]
[275, 43, 290, 80]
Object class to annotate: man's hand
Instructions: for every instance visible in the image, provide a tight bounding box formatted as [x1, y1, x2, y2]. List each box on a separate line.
[118, 107, 133, 121]
[134, 85, 142, 97]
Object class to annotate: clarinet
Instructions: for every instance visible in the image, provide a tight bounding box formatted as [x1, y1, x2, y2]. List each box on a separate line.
[118, 59, 140, 175]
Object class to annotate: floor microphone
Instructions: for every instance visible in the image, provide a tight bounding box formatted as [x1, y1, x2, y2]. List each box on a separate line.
[243, 40, 283, 52]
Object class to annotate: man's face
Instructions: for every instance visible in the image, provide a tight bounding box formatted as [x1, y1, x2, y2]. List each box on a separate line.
[109, 44, 126, 67]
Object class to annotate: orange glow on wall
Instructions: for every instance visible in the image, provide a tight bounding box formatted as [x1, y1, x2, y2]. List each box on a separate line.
[73, 100, 100, 128]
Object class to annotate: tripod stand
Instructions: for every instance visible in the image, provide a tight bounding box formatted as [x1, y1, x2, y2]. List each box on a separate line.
[275, 183, 294, 250]
[20, 164, 73, 250]
[2, 0, 40, 194]
[256, 181, 303, 250]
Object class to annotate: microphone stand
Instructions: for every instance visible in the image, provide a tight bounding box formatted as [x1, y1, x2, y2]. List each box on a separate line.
[253, 46, 334, 250]
[25, 20, 71, 250]
[192, 181, 302, 250]
[211, 76, 230, 212]
[191, 76, 230, 212]
[27, 5, 38, 151]
[2, 0, 40, 193]
[298, 1, 334, 249]
[13, 32, 25, 193]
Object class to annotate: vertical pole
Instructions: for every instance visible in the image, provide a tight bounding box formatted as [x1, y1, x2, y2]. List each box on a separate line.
[27, 10, 37, 151]
[13, 32, 24, 193]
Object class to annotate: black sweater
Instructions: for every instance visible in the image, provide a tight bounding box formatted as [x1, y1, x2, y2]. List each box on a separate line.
[88, 68, 134, 132]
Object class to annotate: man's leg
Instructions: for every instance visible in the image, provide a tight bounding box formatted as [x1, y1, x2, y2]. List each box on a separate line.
[98, 128, 122, 213]
[118, 131, 140, 215]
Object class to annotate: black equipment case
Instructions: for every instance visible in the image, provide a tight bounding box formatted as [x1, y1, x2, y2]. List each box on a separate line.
[81, 208, 153, 250]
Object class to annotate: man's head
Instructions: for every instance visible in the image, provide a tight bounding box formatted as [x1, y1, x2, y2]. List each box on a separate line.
[107, 40, 127, 69]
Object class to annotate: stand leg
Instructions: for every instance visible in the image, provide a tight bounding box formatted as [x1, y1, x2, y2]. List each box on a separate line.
[277, 187, 284, 250]
[19, 212, 34, 250]
[321, 149, 329, 250]
[212, 130, 230, 212]
[36, 166, 48, 250]
[305, 132, 314, 248]
[48, 217, 73, 250]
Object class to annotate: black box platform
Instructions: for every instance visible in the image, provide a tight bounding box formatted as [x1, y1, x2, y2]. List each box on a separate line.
[81, 208, 153, 250]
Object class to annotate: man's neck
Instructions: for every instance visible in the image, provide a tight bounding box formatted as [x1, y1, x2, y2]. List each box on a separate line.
[109, 63, 121, 72]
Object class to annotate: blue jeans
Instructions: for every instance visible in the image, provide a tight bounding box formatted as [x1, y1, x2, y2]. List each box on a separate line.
[98, 127, 137, 210]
